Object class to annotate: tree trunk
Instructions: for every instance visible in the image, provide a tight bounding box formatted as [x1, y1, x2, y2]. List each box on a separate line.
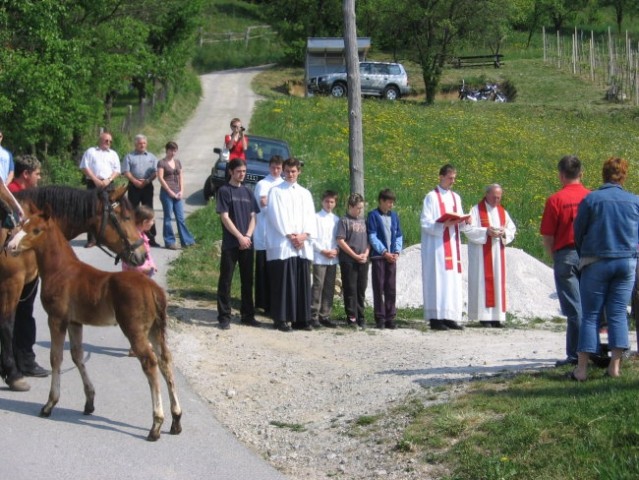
[343, 0, 364, 197]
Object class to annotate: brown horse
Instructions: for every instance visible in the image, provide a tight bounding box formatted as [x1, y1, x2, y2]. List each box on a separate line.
[8, 207, 182, 442]
[0, 185, 147, 392]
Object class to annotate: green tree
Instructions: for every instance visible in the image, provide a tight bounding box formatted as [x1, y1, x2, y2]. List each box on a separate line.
[265, 0, 343, 64]
[361, 0, 516, 104]
[600, 0, 639, 33]
[0, 0, 204, 157]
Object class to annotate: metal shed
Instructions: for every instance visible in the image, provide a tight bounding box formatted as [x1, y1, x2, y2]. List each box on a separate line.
[305, 37, 371, 96]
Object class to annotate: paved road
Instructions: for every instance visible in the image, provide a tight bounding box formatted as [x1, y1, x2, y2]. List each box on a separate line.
[0, 67, 287, 480]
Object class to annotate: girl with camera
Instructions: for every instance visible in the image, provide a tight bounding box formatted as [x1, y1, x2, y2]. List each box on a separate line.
[225, 118, 248, 161]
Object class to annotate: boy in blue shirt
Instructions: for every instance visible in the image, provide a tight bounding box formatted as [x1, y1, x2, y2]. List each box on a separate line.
[367, 189, 403, 329]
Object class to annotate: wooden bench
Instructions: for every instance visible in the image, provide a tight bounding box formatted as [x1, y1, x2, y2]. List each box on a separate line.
[450, 54, 503, 68]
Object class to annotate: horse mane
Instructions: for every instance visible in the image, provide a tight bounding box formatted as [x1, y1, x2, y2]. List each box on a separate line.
[15, 186, 134, 224]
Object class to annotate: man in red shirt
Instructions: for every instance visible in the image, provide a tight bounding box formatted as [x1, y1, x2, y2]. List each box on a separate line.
[8, 154, 41, 194]
[540, 155, 590, 367]
[8, 154, 49, 377]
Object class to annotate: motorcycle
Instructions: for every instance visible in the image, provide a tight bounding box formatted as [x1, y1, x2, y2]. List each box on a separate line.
[459, 80, 507, 102]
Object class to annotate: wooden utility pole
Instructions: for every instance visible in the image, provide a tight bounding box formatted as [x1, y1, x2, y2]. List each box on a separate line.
[343, 0, 364, 196]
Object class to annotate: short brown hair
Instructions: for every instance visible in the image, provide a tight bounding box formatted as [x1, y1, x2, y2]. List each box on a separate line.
[602, 157, 628, 185]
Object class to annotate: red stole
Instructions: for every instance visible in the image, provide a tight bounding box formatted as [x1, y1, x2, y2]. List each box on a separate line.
[478, 199, 506, 311]
[435, 188, 462, 273]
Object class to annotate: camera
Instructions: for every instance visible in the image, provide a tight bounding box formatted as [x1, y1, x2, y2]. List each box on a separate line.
[240, 127, 245, 132]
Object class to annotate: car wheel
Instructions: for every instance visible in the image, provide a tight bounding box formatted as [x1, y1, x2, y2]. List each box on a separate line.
[203, 176, 214, 201]
[331, 82, 347, 98]
[383, 86, 400, 100]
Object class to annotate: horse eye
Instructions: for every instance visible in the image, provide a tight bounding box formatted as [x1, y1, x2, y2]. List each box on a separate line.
[33, 228, 41, 234]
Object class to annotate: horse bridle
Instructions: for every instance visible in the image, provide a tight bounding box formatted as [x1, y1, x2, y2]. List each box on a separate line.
[94, 190, 144, 265]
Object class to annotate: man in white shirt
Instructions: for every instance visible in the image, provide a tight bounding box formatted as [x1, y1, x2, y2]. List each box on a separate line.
[0, 130, 15, 185]
[79, 132, 120, 247]
[465, 184, 517, 328]
[253, 156, 283, 314]
[265, 158, 316, 331]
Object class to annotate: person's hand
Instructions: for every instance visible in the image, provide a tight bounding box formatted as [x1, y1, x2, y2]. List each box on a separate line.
[288, 233, 307, 250]
[384, 252, 398, 264]
[357, 252, 368, 264]
[321, 248, 337, 259]
[238, 235, 252, 250]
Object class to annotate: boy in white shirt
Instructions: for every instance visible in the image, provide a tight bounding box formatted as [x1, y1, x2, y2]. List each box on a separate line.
[311, 191, 339, 328]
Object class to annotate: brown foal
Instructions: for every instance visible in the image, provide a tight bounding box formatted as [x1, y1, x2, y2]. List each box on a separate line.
[8, 207, 182, 441]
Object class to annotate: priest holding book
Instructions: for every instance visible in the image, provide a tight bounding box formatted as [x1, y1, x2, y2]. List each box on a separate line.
[420, 164, 471, 331]
[465, 184, 517, 328]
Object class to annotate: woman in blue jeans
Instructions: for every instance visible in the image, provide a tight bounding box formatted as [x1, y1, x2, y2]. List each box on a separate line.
[572, 157, 639, 380]
[157, 141, 195, 249]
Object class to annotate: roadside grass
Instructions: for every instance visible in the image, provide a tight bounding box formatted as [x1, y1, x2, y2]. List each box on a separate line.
[192, 0, 284, 72]
[396, 361, 639, 480]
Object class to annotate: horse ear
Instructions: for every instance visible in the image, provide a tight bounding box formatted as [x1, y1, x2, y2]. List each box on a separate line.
[111, 184, 127, 202]
[40, 204, 53, 222]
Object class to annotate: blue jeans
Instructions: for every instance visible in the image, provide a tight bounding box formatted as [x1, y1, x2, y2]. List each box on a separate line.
[578, 257, 636, 354]
[159, 190, 195, 247]
[553, 248, 581, 360]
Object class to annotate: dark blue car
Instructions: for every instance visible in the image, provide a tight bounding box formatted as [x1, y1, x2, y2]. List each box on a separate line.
[203, 135, 291, 201]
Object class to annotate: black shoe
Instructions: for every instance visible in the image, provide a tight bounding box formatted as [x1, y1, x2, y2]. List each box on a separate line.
[491, 321, 504, 328]
[292, 323, 313, 331]
[148, 239, 160, 248]
[375, 320, 385, 329]
[240, 318, 262, 328]
[319, 319, 337, 328]
[385, 321, 397, 330]
[311, 320, 322, 328]
[274, 323, 291, 332]
[21, 362, 50, 377]
[555, 358, 578, 367]
[480, 321, 493, 328]
[356, 319, 366, 329]
[442, 320, 464, 330]
[219, 320, 231, 330]
[430, 319, 449, 331]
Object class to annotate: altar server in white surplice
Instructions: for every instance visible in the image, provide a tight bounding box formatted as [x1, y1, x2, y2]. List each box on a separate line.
[420, 164, 471, 331]
[465, 184, 516, 328]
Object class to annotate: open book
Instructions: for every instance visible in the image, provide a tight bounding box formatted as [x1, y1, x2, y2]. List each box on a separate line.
[436, 212, 471, 223]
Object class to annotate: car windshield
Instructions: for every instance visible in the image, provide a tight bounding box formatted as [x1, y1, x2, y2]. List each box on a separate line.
[245, 139, 289, 162]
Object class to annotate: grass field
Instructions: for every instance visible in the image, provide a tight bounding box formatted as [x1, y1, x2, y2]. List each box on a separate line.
[249, 56, 639, 261]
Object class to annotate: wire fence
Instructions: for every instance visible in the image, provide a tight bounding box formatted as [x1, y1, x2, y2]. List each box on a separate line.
[119, 88, 168, 136]
[542, 26, 639, 105]
[198, 25, 275, 49]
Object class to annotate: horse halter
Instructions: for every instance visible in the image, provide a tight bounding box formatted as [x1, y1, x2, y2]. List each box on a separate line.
[95, 190, 144, 265]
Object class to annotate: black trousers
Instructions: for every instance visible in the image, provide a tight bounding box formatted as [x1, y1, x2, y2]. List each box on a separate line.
[268, 257, 311, 327]
[127, 182, 157, 240]
[340, 260, 369, 321]
[217, 247, 255, 323]
[13, 277, 39, 354]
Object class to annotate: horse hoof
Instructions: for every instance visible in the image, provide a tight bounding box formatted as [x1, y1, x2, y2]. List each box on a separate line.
[146, 431, 160, 442]
[170, 422, 182, 435]
[40, 407, 52, 418]
[9, 378, 30, 392]
[83, 403, 95, 415]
